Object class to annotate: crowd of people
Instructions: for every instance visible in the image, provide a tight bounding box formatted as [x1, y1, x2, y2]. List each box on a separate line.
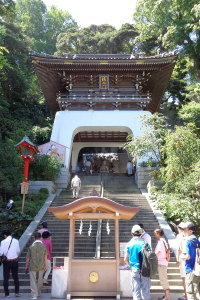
[124, 222, 200, 300]
[0, 219, 199, 299]
[0, 221, 52, 299]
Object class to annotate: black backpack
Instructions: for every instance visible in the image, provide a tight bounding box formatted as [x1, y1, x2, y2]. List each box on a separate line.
[139, 241, 158, 277]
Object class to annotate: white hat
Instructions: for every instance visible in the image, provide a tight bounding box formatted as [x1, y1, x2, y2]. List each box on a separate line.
[131, 225, 142, 235]
[178, 222, 185, 229]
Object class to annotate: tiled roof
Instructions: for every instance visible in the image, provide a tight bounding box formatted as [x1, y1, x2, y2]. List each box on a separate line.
[29, 50, 178, 60]
[29, 51, 178, 113]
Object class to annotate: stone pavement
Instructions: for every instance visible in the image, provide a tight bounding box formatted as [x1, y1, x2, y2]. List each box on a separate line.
[3, 292, 183, 300]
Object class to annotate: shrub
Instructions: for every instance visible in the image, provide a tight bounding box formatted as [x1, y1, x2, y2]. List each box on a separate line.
[139, 161, 149, 167]
[39, 188, 49, 195]
[139, 159, 158, 168]
[150, 186, 159, 194]
[30, 154, 61, 181]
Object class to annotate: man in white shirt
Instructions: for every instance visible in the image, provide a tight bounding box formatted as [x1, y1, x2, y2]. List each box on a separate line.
[138, 223, 152, 248]
[0, 229, 20, 297]
[71, 175, 81, 198]
[85, 159, 91, 175]
[126, 161, 133, 176]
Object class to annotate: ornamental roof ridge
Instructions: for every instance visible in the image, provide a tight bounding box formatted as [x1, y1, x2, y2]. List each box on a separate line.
[29, 50, 178, 60]
[15, 135, 36, 147]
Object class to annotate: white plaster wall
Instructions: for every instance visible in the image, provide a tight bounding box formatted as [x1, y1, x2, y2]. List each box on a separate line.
[50, 111, 151, 169]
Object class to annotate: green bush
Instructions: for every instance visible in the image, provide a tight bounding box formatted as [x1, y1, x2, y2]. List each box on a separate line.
[139, 161, 149, 167]
[29, 154, 61, 181]
[139, 159, 158, 168]
[39, 188, 49, 195]
[150, 186, 159, 194]
[0, 191, 49, 241]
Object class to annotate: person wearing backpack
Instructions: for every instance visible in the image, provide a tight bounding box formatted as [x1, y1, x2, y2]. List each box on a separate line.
[154, 228, 170, 300]
[176, 222, 187, 300]
[180, 222, 200, 300]
[124, 225, 151, 300]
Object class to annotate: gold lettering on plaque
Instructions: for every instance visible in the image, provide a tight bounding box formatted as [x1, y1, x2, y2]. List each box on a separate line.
[99, 75, 109, 90]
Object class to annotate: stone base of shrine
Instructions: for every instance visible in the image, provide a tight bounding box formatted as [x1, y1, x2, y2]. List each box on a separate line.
[67, 291, 121, 298]
[120, 270, 132, 297]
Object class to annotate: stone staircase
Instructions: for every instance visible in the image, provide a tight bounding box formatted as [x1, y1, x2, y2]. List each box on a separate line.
[0, 173, 183, 295]
[103, 173, 183, 293]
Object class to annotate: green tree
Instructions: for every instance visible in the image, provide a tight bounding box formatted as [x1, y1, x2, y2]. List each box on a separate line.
[56, 23, 138, 55]
[133, 0, 200, 104]
[123, 113, 169, 167]
[15, 0, 46, 41]
[29, 155, 61, 181]
[0, 0, 15, 21]
[149, 102, 200, 228]
[44, 5, 77, 54]
[162, 125, 200, 190]
[133, 0, 200, 79]
[0, 10, 54, 200]
[15, 0, 77, 54]
[178, 100, 200, 130]
[0, 136, 24, 201]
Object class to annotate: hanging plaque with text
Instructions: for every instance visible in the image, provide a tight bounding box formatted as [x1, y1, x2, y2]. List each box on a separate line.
[99, 74, 109, 91]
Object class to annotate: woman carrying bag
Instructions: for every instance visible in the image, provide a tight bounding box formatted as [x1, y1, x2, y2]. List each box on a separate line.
[154, 228, 170, 300]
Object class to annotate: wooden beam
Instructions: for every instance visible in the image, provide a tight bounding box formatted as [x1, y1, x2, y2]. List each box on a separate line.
[74, 213, 115, 219]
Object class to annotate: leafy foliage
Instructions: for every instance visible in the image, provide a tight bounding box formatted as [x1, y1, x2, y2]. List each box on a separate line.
[56, 23, 138, 55]
[39, 188, 49, 195]
[0, 137, 24, 201]
[161, 125, 200, 190]
[133, 0, 200, 103]
[0, 192, 48, 241]
[29, 154, 61, 181]
[123, 113, 169, 166]
[15, 0, 78, 54]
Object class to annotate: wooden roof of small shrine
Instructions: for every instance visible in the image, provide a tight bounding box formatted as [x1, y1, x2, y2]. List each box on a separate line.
[48, 196, 140, 220]
[30, 51, 178, 113]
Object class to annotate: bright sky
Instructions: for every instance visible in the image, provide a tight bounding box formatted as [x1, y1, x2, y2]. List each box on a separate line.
[43, 0, 137, 29]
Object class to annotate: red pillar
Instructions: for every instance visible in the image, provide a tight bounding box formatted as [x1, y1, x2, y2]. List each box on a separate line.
[23, 160, 30, 182]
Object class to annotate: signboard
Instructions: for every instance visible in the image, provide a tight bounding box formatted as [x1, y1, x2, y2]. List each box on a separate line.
[120, 242, 127, 258]
[20, 182, 29, 195]
[38, 141, 66, 164]
[99, 74, 109, 91]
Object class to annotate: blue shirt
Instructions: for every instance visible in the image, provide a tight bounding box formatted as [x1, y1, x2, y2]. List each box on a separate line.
[184, 237, 199, 274]
[125, 237, 145, 270]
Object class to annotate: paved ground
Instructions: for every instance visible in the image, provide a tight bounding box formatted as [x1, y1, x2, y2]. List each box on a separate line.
[3, 293, 183, 299]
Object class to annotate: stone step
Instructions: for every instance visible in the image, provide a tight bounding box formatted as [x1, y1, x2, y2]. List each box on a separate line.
[150, 286, 183, 293]
[15, 173, 182, 294]
[0, 286, 51, 293]
[151, 279, 183, 286]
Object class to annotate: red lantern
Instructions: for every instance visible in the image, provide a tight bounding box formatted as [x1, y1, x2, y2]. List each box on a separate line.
[15, 136, 38, 182]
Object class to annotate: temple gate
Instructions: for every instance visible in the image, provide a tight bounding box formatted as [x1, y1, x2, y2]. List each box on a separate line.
[30, 51, 178, 181]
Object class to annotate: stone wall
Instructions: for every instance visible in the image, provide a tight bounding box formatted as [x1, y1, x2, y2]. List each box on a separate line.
[28, 181, 57, 194]
[135, 167, 156, 189]
[147, 179, 165, 193]
[54, 167, 70, 189]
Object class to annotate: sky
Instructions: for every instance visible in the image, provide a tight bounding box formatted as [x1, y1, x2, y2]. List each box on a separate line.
[43, 0, 137, 29]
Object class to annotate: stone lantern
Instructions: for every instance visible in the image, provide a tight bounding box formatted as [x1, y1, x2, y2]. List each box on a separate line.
[15, 135, 38, 182]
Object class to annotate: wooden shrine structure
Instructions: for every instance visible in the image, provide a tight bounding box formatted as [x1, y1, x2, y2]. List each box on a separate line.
[48, 197, 140, 298]
[30, 51, 178, 115]
[29, 51, 178, 170]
